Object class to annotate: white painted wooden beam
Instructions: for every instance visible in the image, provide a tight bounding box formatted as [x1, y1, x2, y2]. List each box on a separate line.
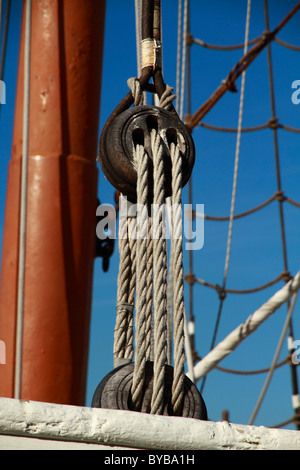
[0, 398, 300, 450]
[0, 434, 132, 450]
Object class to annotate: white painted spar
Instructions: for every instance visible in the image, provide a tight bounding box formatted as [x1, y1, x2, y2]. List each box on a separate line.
[0, 398, 299, 450]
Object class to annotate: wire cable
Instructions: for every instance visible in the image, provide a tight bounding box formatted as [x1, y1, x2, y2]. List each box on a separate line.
[14, 0, 32, 400]
[200, 0, 252, 394]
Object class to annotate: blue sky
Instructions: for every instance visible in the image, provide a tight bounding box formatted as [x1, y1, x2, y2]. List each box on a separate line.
[1, 0, 300, 430]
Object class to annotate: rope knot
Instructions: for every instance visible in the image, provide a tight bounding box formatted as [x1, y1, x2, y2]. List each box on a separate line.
[281, 270, 291, 283]
[275, 190, 286, 203]
[268, 117, 279, 129]
[216, 284, 227, 301]
[159, 84, 176, 110]
[222, 77, 238, 93]
[262, 29, 274, 44]
[185, 32, 193, 46]
[185, 273, 195, 285]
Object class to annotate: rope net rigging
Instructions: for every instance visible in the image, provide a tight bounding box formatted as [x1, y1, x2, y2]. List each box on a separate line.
[176, 0, 300, 430]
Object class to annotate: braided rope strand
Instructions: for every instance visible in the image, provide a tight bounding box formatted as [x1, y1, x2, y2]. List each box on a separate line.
[170, 140, 186, 415]
[125, 217, 137, 359]
[114, 210, 132, 360]
[150, 128, 168, 415]
[145, 217, 154, 361]
[131, 143, 149, 410]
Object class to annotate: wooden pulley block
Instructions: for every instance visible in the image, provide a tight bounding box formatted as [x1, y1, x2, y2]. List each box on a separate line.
[91, 361, 207, 420]
[98, 105, 195, 203]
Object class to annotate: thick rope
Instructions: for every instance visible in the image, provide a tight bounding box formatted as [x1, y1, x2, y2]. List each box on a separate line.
[170, 140, 185, 415]
[176, 0, 183, 110]
[145, 217, 154, 361]
[131, 143, 149, 410]
[113, 204, 135, 365]
[114, 78, 145, 365]
[178, 0, 189, 118]
[150, 127, 168, 415]
[134, 0, 142, 77]
[125, 217, 136, 358]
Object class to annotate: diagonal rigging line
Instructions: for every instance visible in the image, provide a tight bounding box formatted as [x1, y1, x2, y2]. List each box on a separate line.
[186, 2, 300, 130]
[192, 35, 300, 53]
[200, 0, 252, 394]
[177, 0, 189, 120]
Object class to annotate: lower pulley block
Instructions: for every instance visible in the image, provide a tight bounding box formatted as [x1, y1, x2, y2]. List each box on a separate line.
[91, 361, 207, 420]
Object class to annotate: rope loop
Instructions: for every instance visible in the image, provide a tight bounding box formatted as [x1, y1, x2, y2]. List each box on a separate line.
[127, 77, 144, 106]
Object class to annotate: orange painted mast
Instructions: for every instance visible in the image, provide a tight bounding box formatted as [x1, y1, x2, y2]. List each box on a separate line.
[0, 0, 105, 405]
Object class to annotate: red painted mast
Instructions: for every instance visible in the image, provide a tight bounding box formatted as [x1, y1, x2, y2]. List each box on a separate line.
[0, 0, 106, 405]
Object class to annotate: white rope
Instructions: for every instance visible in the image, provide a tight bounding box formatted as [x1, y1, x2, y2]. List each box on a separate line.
[170, 140, 185, 414]
[176, 0, 183, 112]
[113, 202, 135, 366]
[166, 198, 174, 366]
[134, 0, 147, 104]
[134, 0, 142, 77]
[125, 217, 136, 358]
[145, 217, 154, 362]
[223, 0, 251, 286]
[184, 308, 195, 382]
[150, 127, 168, 415]
[113, 78, 146, 366]
[131, 143, 149, 410]
[178, 0, 188, 119]
[14, 0, 32, 400]
[190, 271, 300, 383]
[175, 0, 195, 383]
[248, 292, 299, 425]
